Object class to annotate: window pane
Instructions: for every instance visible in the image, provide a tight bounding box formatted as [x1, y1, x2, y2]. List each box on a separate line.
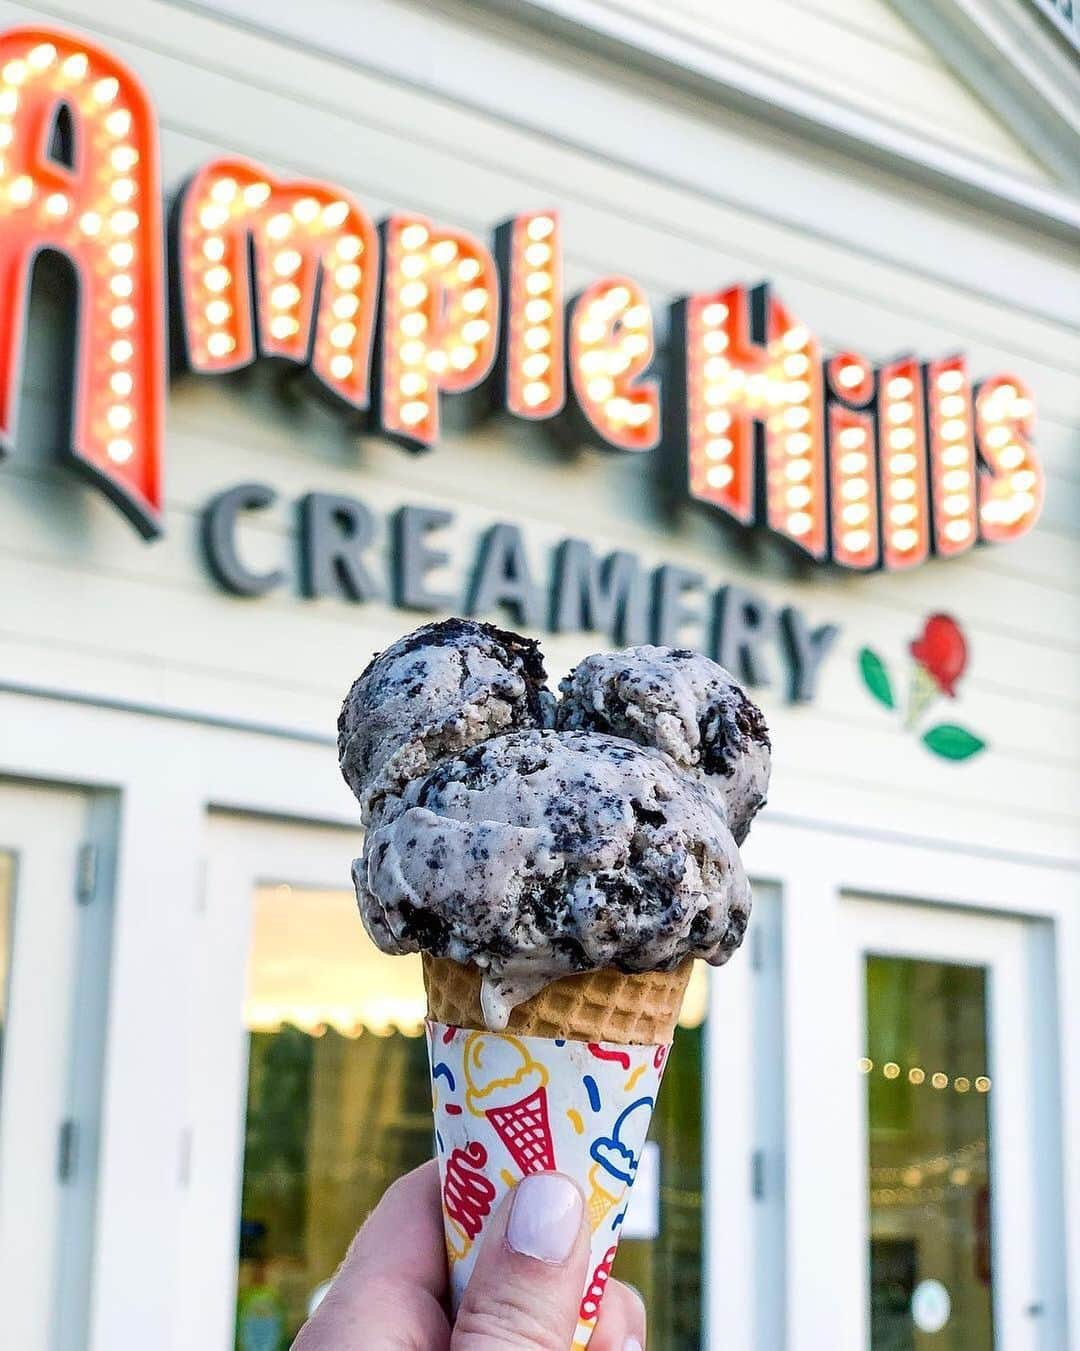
[235, 883, 429, 1348]
[864, 956, 993, 1350]
[613, 960, 707, 1350]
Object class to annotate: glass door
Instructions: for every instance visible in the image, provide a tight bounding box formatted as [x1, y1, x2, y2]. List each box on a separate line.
[0, 780, 105, 1351]
[846, 898, 1049, 1351]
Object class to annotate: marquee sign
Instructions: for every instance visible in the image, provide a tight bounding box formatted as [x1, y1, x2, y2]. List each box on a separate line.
[0, 25, 1044, 567]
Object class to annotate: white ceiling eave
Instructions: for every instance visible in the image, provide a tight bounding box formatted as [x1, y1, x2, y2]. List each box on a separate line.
[474, 0, 1080, 244]
[890, 0, 1080, 192]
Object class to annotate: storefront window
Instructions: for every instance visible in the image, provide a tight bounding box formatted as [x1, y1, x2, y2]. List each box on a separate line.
[864, 956, 993, 1350]
[234, 881, 706, 1349]
[235, 883, 430, 1347]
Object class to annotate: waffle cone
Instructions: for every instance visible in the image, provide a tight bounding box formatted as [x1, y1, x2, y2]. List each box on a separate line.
[422, 953, 693, 1045]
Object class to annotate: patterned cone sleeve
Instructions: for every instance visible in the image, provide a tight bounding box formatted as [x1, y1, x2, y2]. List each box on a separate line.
[427, 1020, 669, 1348]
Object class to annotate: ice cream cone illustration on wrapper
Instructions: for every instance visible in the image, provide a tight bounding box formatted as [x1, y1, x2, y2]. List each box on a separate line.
[339, 623, 772, 1343]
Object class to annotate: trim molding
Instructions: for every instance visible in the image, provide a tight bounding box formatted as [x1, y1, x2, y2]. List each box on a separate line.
[472, 0, 1080, 240]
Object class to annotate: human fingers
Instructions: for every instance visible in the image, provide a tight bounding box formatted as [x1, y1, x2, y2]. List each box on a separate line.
[293, 1159, 450, 1351]
[588, 1278, 646, 1351]
[451, 1172, 589, 1349]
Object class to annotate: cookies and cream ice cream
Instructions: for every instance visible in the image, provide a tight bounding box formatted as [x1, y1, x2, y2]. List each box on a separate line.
[337, 617, 553, 824]
[556, 644, 771, 844]
[340, 622, 770, 1029]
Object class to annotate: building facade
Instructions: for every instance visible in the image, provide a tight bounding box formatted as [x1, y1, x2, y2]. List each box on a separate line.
[0, 1, 1077, 1348]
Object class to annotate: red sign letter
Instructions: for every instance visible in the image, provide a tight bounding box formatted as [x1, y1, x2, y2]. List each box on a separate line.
[177, 157, 378, 412]
[497, 211, 564, 420]
[378, 215, 498, 451]
[0, 28, 164, 536]
[877, 356, 930, 571]
[569, 278, 659, 452]
[825, 353, 879, 570]
[682, 285, 827, 559]
[975, 375, 1042, 542]
[925, 355, 977, 559]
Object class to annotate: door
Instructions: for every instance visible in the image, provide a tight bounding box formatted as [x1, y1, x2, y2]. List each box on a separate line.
[0, 779, 108, 1351]
[845, 897, 1050, 1351]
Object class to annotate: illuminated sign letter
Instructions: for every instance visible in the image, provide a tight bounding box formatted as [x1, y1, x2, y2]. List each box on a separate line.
[878, 356, 930, 570]
[568, 278, 659, 452]
[975, 375, 1042, 542]
[496, 211, 564, 419]
[925, 355, 977, 558]
[177, 157, 378, 412]
[0, 28, 164, 536]
[378, 215, 498, 451]
[825, 353, 879, 571]
[679, 285, 827, 559]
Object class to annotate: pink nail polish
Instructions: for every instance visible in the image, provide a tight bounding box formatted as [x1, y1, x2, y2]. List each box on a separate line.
[506, 1174, 582, 1264]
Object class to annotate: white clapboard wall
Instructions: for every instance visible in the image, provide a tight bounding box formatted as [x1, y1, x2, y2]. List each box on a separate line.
[0, 0, 1076, 864]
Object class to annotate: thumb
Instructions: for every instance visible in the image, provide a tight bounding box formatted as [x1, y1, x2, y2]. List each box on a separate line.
[452, 1172, 589, 1349]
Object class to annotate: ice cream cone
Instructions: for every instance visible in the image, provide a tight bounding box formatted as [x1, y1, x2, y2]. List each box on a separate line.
[423, 952, 693, 1045]
[425, 959, 688, 1345]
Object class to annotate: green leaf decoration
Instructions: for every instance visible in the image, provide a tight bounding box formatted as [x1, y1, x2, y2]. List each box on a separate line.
[858, 647, 894, 708]
[922, 724, 987, 761]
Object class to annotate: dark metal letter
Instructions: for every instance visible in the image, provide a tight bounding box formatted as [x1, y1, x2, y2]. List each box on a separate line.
[201, 483, 284, 597]
[551, 539, 647, 643]
[300, 492, 379, 601]
[467, 522, 543, 627]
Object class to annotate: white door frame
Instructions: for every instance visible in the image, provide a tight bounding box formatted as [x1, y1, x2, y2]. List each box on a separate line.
[176, 810, 363, 1351]
[842, 897, 1045, 1350]
[0, 779, 111, 1351]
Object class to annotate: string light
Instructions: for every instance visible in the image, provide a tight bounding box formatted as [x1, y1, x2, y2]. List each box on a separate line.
[378, 214, 498, 448]
[178, 157, 378, 411]
[498, 211, 564, 418]
[0, 26, 164, 536]
[569, 276, 659, 451]
[975, 374, 1043, 542]
[858, 1057, 991, 1093]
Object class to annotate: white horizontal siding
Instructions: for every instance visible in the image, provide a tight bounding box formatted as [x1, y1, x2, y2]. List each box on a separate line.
[0, 0, 1076, 867]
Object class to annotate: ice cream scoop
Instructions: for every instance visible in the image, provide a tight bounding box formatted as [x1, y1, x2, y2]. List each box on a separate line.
[357, 727, 751, 1029]
[337, 617, 553, 823]
[556, 644, 771, 843]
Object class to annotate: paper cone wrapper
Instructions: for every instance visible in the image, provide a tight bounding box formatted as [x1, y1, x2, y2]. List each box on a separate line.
[427, 1020, 669, 1348]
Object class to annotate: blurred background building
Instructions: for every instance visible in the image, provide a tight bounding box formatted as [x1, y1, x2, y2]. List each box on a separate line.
[0, 1, 1077, 1348]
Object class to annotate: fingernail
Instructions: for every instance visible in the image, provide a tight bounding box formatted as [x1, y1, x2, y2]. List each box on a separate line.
[624, 1341, 644, 1351]
[506, 1173, 583, 1264]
